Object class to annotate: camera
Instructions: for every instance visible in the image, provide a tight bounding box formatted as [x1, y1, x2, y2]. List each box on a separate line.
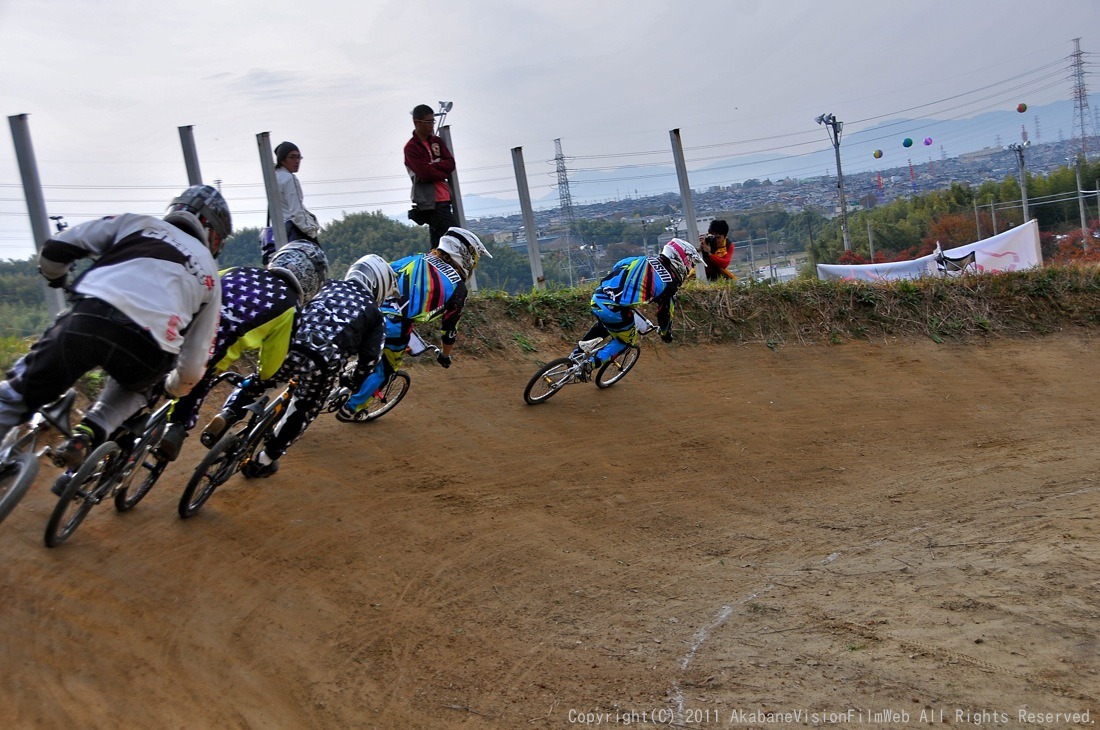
[704, 234, 716, 245]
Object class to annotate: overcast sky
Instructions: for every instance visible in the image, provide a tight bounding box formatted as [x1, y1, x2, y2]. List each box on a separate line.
[2, 0, 1099, 259]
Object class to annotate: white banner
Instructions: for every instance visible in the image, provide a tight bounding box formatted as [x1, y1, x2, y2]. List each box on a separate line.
[817, 220, 1041, 281]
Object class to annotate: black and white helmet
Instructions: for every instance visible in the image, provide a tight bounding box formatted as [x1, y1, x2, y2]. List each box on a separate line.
[165, 185, 232, 257]
[268, 241, 329, 301]
[345, 254, 397, 303]
[436, 227, 491, 279]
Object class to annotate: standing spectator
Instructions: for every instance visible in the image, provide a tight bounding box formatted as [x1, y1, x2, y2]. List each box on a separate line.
[404, 104, 457, 247]
[0, 185, 228, 466]
[274, 141, 321, 249]
[698, 219, 736, 280]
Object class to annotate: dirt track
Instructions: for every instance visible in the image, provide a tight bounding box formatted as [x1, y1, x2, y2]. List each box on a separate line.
[1, 333, 1097, 729]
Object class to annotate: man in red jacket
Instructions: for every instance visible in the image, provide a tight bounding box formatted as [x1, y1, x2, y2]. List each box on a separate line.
[699, 219, 736, 280]
[405, 104, 458, 247]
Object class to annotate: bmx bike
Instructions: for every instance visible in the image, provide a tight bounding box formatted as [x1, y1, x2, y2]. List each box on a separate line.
[44, 395, 172, 547]
[523, 311, 655, 405]
[323, 327, 441, 423]
[178, 373, 298, 518]
[0, 389, 78, 528]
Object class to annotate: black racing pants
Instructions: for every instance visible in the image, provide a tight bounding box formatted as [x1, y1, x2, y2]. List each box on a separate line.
[10, 297, 174, 414]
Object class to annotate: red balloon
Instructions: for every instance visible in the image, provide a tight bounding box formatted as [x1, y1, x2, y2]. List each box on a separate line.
[1017, 103, 1028, 113]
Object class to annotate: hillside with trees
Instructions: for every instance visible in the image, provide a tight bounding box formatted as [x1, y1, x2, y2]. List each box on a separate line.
[2, 160, 1098, 343]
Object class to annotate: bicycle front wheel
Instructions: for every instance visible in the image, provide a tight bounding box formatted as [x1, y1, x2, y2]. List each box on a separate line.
[596, 346, 640, 389]
[0, 450, 39, 526]
[114, 454, 168, 512]
[112, 427, 164, 513]
[339, 372, 411, 423]
[45, 441, 121, 548]
[179, 432, 243, 519]
[524, 358, 575, 405]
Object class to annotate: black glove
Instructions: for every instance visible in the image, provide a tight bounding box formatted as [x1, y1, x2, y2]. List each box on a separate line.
[46, 275, 67, 289]
[436, 352, 452, 369]
[660, 331, 674, 344]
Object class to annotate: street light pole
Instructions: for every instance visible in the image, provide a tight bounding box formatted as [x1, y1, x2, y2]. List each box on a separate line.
[1007, 141, 1031, 222]
[816, 113, 852, 251]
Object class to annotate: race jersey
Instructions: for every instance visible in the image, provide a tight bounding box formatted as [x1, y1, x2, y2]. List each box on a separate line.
[39, 212, 220, 392]
[595, 255, 680, 327]
[208, 267, 298, 380]
[291, 279, 385, 376]
[387, 253, 467, 344]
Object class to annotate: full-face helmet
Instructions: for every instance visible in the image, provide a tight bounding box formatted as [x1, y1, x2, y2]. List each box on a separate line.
[268, 241, 329, 301]
[345, 254, 398, 303]
[436, 227, 491, 279]
[165, 185, 232, 257]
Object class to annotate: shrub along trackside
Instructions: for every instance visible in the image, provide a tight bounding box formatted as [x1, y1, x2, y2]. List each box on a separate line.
[4, 266, 1100, 375]
[461, 265, 1100, 357]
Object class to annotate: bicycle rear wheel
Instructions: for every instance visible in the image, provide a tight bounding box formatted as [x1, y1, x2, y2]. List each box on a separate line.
[338, 372, 411, 423]
[179, 432, 243, 519]
[524, 358, 575, 405]
[45, 441, 120, 548]
[596, 346, 640, 389]
[0, 450, 39, 526]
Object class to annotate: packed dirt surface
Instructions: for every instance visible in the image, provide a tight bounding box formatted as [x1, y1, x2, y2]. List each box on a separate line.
[1, 333, 1097, 729]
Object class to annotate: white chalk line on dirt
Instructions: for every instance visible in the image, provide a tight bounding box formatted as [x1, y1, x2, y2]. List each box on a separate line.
[669, 588, 774, 721]
[666, 532, 917, 722]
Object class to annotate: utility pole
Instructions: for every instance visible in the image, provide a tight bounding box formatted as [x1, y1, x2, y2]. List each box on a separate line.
[1075, 157, 1089, 251]
[815, 113, 851, 251]
[1007, 142, 1031, 222]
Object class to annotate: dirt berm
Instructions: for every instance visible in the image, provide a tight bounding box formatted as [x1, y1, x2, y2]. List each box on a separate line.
[1, 272, 1097, 728]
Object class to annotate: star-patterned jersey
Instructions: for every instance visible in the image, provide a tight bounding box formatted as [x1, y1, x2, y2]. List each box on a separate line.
[290, 278, 386, 376]
[386, 253, 467, 344]
[207, 267, 299, 380]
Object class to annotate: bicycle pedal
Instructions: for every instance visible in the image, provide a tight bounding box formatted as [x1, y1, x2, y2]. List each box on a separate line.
[50, 473, 71, 497]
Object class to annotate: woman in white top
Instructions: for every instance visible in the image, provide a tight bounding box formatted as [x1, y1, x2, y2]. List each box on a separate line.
[274, 141, 320, 245]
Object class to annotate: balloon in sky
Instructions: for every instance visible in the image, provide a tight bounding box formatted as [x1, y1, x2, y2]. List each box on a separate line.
[873, 149, 883, 159]
[923, 137, 933, 146]
[903, 138, 913, 148]
[1017, 103, 1028, 113]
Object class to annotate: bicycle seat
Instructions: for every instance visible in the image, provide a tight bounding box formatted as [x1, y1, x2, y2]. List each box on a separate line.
[40, 389, 77, 437]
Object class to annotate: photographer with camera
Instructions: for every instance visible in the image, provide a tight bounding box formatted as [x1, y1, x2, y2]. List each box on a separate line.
[698, 219, 735, 281]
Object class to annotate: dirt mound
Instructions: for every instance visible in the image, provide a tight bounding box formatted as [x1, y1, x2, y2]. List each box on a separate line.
[1, 333, 1097, 728]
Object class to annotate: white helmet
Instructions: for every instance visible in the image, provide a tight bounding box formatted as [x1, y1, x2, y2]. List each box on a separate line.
[661, 238, 703, 281]
[436, 227, 491, 279]
[268, 241, 329, 301]
[345, 254, 397, 303]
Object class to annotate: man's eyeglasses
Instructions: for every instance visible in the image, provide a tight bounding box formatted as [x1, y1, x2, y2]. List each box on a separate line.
[414, 118, 435, 125]
[287, 154, 303, 160]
